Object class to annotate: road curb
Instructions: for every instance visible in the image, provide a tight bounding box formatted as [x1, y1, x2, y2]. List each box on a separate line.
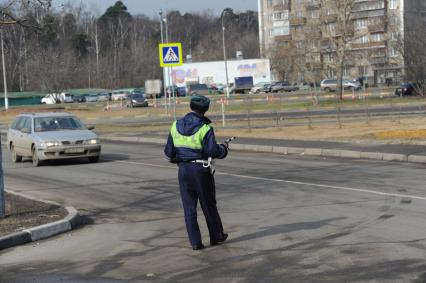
[0, 191, 81, 251]
[100, 136, 426, 165]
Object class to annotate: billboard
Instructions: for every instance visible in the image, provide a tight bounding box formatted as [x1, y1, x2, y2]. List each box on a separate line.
[163, 58, 271, 87]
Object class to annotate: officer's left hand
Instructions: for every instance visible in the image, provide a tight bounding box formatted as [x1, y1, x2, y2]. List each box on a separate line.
[222, 142, 229, 149]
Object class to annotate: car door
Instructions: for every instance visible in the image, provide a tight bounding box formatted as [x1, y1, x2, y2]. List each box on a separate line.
[8, 117, 23, 152]
[15, 117, 33, 156]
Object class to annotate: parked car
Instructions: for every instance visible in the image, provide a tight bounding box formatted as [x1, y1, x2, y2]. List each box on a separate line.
[271, 81, 299, 92]
[41, 93, 60, 104]
[263, 83, 274, 93]
[7, 112, 101, 166]
[320, 79, 361, 92]
[394, 82, 420, 96]
[111, 90, 129, 101]
[84, 94, 99, 103]
[127, 93, 149, 107]
[187, 83, 210, 96]
[74, 95, 87, 103]
[250, 82, 269, 94]
[97, 93, 111, 102]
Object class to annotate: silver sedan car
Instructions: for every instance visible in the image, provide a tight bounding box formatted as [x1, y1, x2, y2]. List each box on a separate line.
[7, 112, 101, 166]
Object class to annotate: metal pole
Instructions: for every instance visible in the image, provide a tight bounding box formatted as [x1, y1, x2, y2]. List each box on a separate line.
[1, 28, 8, 110]
[0, 132, 5, 218]
[164, 17, 176, 118]
[159, 11, 168, 114]
[164, 17, 172, 112]
[221, 13, 230, 99]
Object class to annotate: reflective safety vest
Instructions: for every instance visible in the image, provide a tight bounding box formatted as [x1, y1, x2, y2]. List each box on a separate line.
[170, 121, 211, 149]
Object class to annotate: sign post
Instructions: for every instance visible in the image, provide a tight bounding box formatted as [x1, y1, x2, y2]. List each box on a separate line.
[159, 43, 183, 120]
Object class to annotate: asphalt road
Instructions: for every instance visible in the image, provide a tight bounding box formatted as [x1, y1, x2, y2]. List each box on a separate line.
[1, 141, 426, 283]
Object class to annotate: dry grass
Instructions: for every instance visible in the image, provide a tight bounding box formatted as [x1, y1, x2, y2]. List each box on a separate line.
[211, 117, 426, 145]
[2, 101, 426, 145]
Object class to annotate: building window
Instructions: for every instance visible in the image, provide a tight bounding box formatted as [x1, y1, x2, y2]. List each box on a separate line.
[355, 19, 368, 28]
[311, 10, 320, 19]
[389, 0, 397, 10]
[389, 46, 398, 57]
[371, 33, 384, 42]
[267, 0, 273, 8]
[359, 66, 368, 76]
[273, 11, 289, 20]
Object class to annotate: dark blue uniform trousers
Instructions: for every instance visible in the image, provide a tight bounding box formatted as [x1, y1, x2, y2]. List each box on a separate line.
[178, 162, 225, 246]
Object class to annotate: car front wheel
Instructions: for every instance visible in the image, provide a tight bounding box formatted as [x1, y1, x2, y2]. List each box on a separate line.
[32, 147, 41, 167]
[11, 145, 22, 163]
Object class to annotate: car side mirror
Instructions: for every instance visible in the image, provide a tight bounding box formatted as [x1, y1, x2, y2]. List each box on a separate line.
[20, 128, 31, 134]
[87, 126, 95, 130]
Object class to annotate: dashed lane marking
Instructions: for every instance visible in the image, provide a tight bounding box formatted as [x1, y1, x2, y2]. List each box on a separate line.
[110, 159, 426, 201]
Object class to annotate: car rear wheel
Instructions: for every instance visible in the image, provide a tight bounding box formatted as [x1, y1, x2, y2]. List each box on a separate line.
[324, 87, 331, 92]
[32, 147, 41, 167]
[88, 156, 100, 163]
[11, 145, 22, 163]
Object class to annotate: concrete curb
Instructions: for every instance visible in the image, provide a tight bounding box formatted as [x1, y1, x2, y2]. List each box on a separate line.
[101, 136, 426, 165]
[0, 191, 81, 251]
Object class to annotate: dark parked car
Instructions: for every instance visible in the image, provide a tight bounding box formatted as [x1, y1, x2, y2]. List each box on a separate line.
[263, 83, 273, 93]
[187, 83, 210, 96]
[75, 95, 87, 103]
[127, 93, 149, 107]
[271, 81, 299, 92]
[394, 82, 420, 96]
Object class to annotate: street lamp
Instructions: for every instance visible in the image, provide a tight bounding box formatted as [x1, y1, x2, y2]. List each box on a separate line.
[221, 9, 230, 98]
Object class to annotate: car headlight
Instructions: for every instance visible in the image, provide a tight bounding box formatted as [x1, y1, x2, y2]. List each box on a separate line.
[40, 141, 62, 148]
[84, 138, 100, 145]
[132, 100, 137, 103]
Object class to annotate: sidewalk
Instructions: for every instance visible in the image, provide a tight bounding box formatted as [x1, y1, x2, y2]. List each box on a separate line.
[101, 133, 426, 164]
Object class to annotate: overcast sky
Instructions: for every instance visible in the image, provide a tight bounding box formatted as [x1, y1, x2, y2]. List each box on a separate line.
[53, 0, 258, 17]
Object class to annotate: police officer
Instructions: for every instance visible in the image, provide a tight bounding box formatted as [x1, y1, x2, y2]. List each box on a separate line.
[164, 95, 229, 250]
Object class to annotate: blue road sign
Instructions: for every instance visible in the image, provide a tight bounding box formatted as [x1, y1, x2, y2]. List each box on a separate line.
[159, 43, 183, 67]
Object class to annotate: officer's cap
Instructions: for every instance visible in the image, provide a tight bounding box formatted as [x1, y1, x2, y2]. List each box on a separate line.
[190, 95, 210, 113]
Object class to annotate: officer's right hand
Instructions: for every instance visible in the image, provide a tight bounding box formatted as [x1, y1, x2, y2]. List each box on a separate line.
[222, 142, 229, 149]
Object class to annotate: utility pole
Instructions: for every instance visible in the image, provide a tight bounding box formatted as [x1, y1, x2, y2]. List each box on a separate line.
[221, 10, 230, 99]
[1, 27, 8, 110]
[0, 132, 5, 218]
[164, 16, 176, 119]
[159, 10, 168, 114]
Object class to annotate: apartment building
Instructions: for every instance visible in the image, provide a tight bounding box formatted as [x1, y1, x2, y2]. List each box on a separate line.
[258, 0, 424, 85]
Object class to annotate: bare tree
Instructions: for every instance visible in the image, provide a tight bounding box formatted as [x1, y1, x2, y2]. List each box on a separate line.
[320, 0, 358, 100]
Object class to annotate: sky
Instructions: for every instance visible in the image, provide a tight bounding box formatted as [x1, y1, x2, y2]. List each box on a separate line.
[52, 0, 258, 17]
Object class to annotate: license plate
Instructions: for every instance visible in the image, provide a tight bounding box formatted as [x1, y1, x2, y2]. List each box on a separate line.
[65, 147, 85, 153]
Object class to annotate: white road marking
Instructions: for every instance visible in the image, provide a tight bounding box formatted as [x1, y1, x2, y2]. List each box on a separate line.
[110, 159, 426, 201]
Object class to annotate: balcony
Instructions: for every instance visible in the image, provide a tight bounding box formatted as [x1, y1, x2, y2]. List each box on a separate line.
[306, 31, 323, 39]
[274, 35, 292, 42]
[305, 62, 322, 70]
[352, 9, 386, 20]
[352, 41, 386, 49]
[290, 17, 307, 26]
[370, 57, 387, 64]
[368, 22, 387, 33]
[323, 14, 338, 23]
[273, 4, 289, 11]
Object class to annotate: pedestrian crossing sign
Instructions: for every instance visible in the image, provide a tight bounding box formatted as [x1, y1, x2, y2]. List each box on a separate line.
[159, 43, 183, 67]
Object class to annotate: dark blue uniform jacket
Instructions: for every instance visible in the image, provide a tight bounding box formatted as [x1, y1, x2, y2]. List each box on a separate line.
[164, 112, 228, 163]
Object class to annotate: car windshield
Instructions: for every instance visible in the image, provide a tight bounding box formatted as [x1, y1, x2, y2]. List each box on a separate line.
[132, 94, 144, 99]
[34, 116, 85, 132]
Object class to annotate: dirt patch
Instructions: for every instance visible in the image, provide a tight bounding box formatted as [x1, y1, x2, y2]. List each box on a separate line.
[0, 192, 68, 237]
